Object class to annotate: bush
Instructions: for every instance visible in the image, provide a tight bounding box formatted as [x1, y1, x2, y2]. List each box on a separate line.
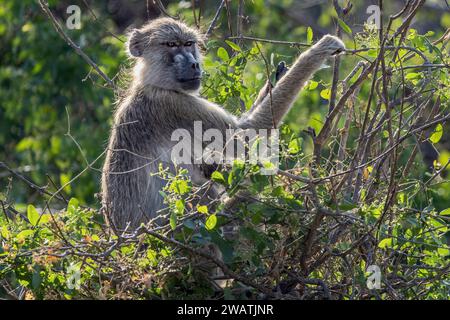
[1, 0, 449, 300]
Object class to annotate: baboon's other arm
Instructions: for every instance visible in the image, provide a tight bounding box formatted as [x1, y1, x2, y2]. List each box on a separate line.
[239, 35, 345, 129]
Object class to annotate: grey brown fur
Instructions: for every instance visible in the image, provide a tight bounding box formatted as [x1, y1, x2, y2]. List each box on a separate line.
[101, 18, 345, 230]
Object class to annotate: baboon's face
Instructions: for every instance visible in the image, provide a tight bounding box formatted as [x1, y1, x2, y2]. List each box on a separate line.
[164, 39, 202, 91]
[128, 18, 203, 92]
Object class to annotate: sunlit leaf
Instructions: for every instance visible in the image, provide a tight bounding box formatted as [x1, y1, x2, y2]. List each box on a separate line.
[429, 124, 443, 144]
[378, 238, 393, 249]
[337, 18, 352, 34]
[197, 205, 208, 214]
[225, 40, 241, 52]
[307, 26, 313, 44]
[17, 229, 34, 241]
[308, 80, 319, 90]
[205, 214, 217, 231]
[170, 211, 177, 230]
[27, 204, 39, 226]
[67, 198, 79, 215]
[217, 47, 229, 61]
[211, 171, 226, 184]
[320, 88, 331, 100]
[288, 138, 301, 154]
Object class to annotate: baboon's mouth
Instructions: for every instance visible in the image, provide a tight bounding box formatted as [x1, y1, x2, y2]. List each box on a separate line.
[178, 77, 202, 83]
[331, 48, 346, 56]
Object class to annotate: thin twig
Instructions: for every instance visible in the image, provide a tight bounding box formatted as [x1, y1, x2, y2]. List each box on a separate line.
[38, 0, 116, 90]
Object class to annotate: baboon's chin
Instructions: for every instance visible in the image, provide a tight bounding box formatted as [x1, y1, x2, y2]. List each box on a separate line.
[179, 79, 201, 91]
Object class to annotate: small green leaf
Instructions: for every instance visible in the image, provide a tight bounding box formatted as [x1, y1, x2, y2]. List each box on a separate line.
[288, 138, 301, 154]
[378, 238, 393, 249]
[430, 124, 443, 144]
[170, 211, 177, 230]
[320, 88, 331, 100]
[17, 229, 34, 241]
[169, 180, 190, 195]
[367, 49, 378, 57]
[27, 205, 39, 226]
[0, 226, 10, 240]
[39, 214, 51, 225]
[175, 199, 185, 214]
[147, 249, 157, 264]
[225, 40, 241, 52]
[60, 173, 72, 194]
[437, 247, 449, 257]
[217, 47, 229, 61]
[307, 27, 313, 44]
[211, 171, 226, 184]
[440, 208, 450, 216]
[337, 18, 352, 35]
[197, 205, 208, 214]
[67, 198, 79, 215]
[405, 72, 420, 80]
[205, 214, 217, 231]
[308, 80, 319, 90]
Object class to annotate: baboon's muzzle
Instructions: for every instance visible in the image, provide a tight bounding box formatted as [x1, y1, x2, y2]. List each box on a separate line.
[174, 52, 202, 90]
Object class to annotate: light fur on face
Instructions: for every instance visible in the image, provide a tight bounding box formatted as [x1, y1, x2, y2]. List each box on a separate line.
[127, 18, 204, 93]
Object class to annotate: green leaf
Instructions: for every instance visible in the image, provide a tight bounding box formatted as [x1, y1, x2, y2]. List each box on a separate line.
[197, 205, 208, 214]
[225, 40, 241, 52]
[437, 247, 449, 257]
[205, 214, 217, 231]
[175, 199, 185, 214]
[27, 204, 39, 226]
[367, 49, 378, 57]
[169, 180, 191, 195]
[170, 211, 177, 230]
[217, 47, 229, 61]
[39, 214, 51, 225]
[308, 80, 319, 90]
[440, 208, 450, 216]
[429, 124, 443, 144]
[320, 88, 331, 100]
[211, 171, 226, 184]
[405, 72, 420, 80]
[147, 249, 157, 264]
[337, 18, 352, 35]
[288, 138, 301, 154]
[60, 173, 72, 194]
[306, 26, 313, 44]
[0, 226, 10, 240]
[67, 198, 79, 215]
[17, 229, 34, 241]
[378, 238, 393, 249]
[16, 137, 35, 152]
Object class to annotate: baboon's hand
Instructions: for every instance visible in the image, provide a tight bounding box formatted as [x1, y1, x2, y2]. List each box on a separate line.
[275, 61, 288, 82]
[312, 35, 346, 56]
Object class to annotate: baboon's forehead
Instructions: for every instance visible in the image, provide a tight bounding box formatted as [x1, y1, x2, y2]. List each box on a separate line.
[142, 18, 201, 43]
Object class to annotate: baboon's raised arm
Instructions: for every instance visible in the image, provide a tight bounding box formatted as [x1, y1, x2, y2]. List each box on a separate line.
[239, 35, 345, 129]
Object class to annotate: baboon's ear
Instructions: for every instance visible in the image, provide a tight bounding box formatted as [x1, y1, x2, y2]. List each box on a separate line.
[128, 29, 145, 57]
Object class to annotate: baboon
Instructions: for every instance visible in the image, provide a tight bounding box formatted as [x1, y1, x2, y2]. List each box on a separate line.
[101, 17, 345, 230]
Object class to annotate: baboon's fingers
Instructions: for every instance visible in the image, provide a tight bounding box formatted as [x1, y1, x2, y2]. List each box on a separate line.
[275, 61, 288, 82]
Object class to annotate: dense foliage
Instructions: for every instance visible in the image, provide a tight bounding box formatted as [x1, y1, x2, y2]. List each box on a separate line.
[1, 0, 449, 299]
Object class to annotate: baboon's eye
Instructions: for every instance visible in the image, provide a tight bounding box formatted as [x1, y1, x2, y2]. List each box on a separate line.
[166, 42, 177, 47]
[184, 41, 194, 47]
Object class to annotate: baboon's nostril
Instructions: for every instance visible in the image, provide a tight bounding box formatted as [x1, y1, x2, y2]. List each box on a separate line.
[192, 62, 199, 70]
